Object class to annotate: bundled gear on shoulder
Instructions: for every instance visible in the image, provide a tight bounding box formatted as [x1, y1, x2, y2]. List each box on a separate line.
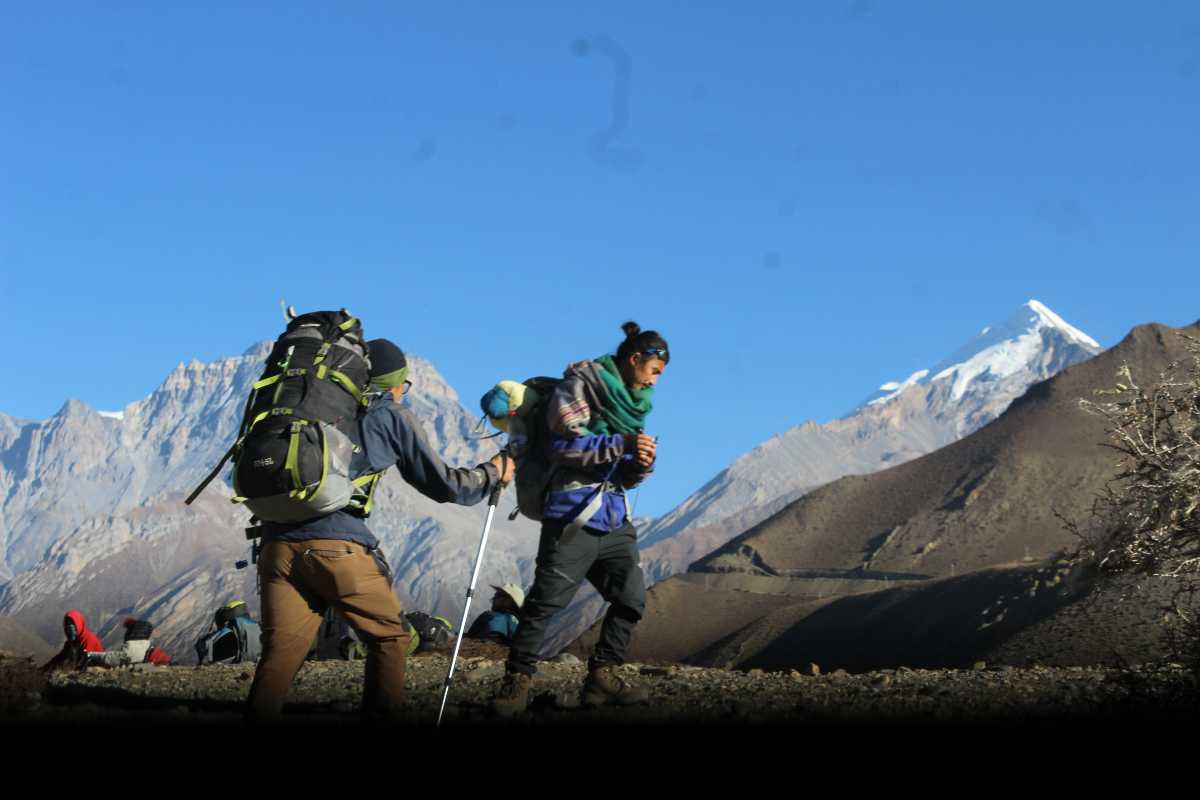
[479, 377, 560, 521]
[186, 308, 383, 524]
[195, 600, 262, 664]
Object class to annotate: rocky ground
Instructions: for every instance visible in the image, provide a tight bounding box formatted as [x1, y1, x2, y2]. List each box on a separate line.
[3, 646, 1198, 731]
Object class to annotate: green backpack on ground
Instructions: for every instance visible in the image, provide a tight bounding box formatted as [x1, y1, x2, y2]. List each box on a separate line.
[312, 608, 421, 660]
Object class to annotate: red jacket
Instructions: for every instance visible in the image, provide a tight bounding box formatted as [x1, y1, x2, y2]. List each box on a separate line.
[42, 610, 105, 671]
[64, 609, 104, 653]
[145, 646, 171, 665]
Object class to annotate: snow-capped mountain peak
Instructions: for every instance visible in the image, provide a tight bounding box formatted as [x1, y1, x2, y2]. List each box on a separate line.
[860, 300, 1101, 409]
[1026, 299, 1100, 349]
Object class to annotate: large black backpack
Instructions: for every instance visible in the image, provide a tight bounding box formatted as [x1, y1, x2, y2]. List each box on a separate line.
[187, 309, 374, 523]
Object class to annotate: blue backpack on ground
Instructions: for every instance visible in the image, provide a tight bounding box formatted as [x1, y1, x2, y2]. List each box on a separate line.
[195, 600, 263, 664]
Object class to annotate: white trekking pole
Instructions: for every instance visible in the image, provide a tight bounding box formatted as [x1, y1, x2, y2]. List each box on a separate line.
[436, 452, 509, 727]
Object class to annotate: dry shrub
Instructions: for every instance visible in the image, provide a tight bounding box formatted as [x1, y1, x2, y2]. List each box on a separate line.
[1075, 333, 1200, 666]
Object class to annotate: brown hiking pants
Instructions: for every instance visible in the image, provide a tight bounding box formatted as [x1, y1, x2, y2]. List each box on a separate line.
[246, 539, 412, 720]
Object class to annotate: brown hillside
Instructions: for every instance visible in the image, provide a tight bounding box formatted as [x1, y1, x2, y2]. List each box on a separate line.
[669, 559, 1187, 672]
[693, 321, 1199, 580]
[0, 617, 55, 662]
[570, 321, 1200, 669]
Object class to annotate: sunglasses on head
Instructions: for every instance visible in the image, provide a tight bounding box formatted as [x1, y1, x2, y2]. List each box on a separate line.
[640, 347, 668, 360]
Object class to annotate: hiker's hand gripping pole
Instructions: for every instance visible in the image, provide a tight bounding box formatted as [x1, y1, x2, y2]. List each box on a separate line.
[436, 450, 510, 727]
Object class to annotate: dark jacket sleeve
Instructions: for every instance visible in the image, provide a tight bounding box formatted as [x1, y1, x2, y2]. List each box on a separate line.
[361, 401, 499, 505]
[617, 457, 653, 491]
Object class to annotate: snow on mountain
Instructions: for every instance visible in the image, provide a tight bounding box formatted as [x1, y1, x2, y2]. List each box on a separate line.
[648, 299, 1101, 549]
[540, 299, 1104, 654]
[867, 369, 930, 407]
[860, 300, 1100, 408]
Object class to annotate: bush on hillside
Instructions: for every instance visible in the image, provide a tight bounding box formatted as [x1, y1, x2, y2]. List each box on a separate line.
[1074, 333, 1200, 666]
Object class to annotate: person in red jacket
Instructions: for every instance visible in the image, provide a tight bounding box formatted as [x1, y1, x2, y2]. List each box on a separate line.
[41, 609, 104, 671]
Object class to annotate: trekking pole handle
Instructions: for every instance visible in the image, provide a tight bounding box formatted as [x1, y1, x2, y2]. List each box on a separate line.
[488, 449, 511, 506]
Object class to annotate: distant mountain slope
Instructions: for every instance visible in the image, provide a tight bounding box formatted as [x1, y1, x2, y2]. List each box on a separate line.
[0, 617, 55, 661]
[641, 300, 1102, 554]
[569, 320, 1199, 669]
[693, 322, 1191, 580]
[542, 300, 1103, 653]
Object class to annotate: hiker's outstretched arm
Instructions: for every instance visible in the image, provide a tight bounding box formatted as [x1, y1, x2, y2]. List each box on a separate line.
[362, 403, 500, 505]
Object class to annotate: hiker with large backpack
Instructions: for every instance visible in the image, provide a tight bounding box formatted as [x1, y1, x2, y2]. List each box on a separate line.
[238, 333, 514, 722]
[195, 600, 262, 664]
[487, 321, 667, 716]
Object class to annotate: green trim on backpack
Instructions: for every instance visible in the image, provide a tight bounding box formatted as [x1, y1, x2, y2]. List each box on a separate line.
[329, 370, 364, 403]
[349, 472, 384, 516]
[285, 422, 305, 491]
[253, 374, 282, 391]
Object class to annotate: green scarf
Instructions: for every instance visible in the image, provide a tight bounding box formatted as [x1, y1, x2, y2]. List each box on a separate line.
[590, 354, 653, 435]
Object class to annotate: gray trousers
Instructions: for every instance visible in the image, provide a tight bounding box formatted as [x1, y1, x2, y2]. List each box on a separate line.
[506, 521, 646, 675]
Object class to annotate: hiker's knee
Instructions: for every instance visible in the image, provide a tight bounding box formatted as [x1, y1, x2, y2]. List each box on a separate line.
[524, 570, 582, 614]
[601, 568, 645, 614]
[359, 629, 410, 653]
[609, 600, 643, 624]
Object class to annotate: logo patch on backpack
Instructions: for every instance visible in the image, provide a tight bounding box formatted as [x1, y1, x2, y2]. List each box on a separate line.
[253, 457, 275, 468]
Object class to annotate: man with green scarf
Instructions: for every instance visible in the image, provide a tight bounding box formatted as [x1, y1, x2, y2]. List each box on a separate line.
[492, 323, 669, 716]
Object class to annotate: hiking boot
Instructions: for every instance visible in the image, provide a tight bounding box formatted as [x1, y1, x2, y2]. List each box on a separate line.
[580, 664, 649, 708]
[490, 671, 532, 718]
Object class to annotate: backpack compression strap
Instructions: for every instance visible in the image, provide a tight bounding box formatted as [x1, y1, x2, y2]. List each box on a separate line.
[229, 419, 331, 505]
[185, 374, 302, 506]
[347, 471, 384, 516]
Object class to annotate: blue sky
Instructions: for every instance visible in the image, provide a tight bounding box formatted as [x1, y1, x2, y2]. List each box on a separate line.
[3, 2, 1199, 516]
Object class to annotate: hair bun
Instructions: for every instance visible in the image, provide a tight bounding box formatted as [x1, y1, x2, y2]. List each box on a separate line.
[621, 321, 641, 339]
